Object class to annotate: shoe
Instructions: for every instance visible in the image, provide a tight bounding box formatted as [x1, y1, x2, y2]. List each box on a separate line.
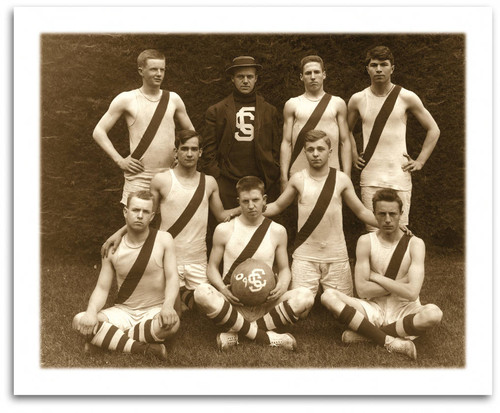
[384, 336, 417, 360]
[144, 343, 168, 361]
[267, 331, 297, 351]
[342, 330, 370, 344]
[217, 332, 239, 351]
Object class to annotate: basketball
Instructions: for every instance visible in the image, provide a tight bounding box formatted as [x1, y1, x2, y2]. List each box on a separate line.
[230, 259, 276, 306]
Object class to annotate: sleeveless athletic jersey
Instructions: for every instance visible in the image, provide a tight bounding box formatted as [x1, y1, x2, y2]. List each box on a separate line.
[359, 87, 412, 191]
[121, 89, 176, 203]
[368, 232, 420, 309]
[111, 234, 166, 310]
[289, 95, 340, 176]
[293, 169, 348, 263]
[222, 217, 276, 276]
[159, 169, 208, 265]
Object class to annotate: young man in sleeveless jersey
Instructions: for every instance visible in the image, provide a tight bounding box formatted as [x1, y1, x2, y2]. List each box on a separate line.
[321, 188, 443, 360]
[347, 46, 440, 229]
[92, 49, 195, 205]
[193, 176, 314, 351]
[72, 191, 180, 360]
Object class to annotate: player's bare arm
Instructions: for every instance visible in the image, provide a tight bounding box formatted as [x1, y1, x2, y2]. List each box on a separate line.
[336, 97, 352, 177]
[92, 91, 145, 174]
[158, 231, 180, 328]
[280, 99, 296, 191]
[264, 172, 300, 217]
[401, 91, 441, 173]
[267, 224, 291, 301]
[347, 93, 364, 170]
[207, 222, 242, 306]
[150, 171, 172, 213]
[369, 236, 426, 301]
[74, 256, 115, 336]
[207, 176, 241, 222]
[340, 172, 378, 228]
[172, 92, 195, 131]
[353, 234, 390, 299]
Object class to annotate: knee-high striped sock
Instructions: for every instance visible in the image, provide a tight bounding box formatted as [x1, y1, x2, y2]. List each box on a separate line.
[90, 321, 147, 354]
[337, 304, 387, 347]
[125, 318, 163, 343]
[256, 300, 299, 331]
[381, 313, 425, 338]
[180, 287, 196, 310]
[208, 300, 270, 344]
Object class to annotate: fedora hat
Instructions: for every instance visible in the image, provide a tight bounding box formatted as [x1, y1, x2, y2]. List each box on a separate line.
[225, 56, 262, 73]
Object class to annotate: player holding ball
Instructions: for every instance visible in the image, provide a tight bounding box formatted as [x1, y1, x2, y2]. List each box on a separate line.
[194, 176, 314, 351]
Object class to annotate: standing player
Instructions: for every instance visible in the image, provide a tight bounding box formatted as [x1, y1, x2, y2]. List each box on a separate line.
[266, 129, 379, 298]
[281, 55, 351, 192]
[72, 191, 180, 360]
[193, 176, 314, 351]
[321, 188, 443, 359]
[347, 45, 440, 229]
[101, 130, 240, 312]
[93, 49, 195, 206]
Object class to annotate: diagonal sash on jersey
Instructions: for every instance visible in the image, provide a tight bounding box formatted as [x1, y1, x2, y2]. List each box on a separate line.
[361, 85, 402, 168]
[223, 218, 273, 285]
[131, 90, 170, 160]
[167, 173, 206, 239]
[293, 168, 337, 252]
[288, 93, 332, 175]
[384, 233, 412, 280]
[115, 228, 158, 304]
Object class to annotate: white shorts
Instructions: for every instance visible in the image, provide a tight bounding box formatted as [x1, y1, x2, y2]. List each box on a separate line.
[177, 262, 208, 290]
[358, 299, 423, 328]
[99, 304, 162, 331]
[361, 186, 411, 229]
[291, 258, 353, 297]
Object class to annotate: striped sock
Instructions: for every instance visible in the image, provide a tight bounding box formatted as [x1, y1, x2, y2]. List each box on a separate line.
[180, 287, 196, 310]
[337, 304, 387, 346]
[125, 318, 163, 343]
[208, 300, 270, 344]
[381, 313, 425, 337]
[90, 321, 147, 354]
[256, 300, 299, 331]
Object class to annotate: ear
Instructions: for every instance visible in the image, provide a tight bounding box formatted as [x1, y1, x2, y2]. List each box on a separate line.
[300, 73, 304, 81]
[138, 66, 143, 76]
[255, 74, 258, 82]
[263, 194, 267, 203]
[322, 70, 326, 79]
[391, 65, 395, 74]
[123, 205, 128, 218]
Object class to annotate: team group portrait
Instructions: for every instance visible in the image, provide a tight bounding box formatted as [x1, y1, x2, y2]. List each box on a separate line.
[40, 32, 465, 370]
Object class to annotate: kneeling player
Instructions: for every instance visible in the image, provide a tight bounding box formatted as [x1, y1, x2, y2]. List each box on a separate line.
[194, 176, 314, 351]
[72, 191, 180, 360]
[321, 189, 442, 359]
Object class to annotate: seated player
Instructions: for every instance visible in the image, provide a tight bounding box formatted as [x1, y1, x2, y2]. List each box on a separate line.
[194, 176, 314, 351]
[72, 191, 180, 360]
[321, 188, 443, 359]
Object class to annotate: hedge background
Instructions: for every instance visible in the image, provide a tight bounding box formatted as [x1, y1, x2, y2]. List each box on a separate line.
[40, 33, 464, 264]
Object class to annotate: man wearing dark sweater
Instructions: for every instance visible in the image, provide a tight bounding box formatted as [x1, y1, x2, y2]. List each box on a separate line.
[199, 56, 281, 209]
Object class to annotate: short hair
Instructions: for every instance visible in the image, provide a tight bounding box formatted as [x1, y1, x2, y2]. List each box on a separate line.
[372, 188, 403, 213]
[236, 176, 266, 196]
[137, 49, 166, 68]
[174, 129, 203, 149]
[126, 190, 154, 208]
[304, 129, 331, 149]
[364, 46, 394, 66]
[300, 55, 325, 72]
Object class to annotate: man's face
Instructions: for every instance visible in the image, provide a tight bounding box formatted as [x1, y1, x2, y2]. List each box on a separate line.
[175, 136, 201, 168]
[231, 67, 258, 94]
[366, 59, 394, 84]
[238, 189, 266, 219]
[374, 201, 401, 234]
[124, 197, 155, 232]
[300, 62, 326, 92]
[139, 58, 166, 87]
[304, 138, 331, 169]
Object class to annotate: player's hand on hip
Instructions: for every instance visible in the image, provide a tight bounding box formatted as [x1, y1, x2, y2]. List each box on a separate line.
[117, 156, 145, 173]
[353, 154, 366, 170]
[402, 154, 423, 173]
[159, 307, 179, 329]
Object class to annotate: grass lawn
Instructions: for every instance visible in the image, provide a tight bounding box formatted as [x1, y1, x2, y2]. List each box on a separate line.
[41, 247, 464, 369]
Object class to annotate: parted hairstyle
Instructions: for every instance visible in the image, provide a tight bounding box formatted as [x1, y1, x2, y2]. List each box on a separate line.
[372, 188, 403, 213]
[304, 129, 332, 149]
[364, 46, 394, 66]
[236, 176, 266, 196]
[137, 49, 166, 68]
[174, 129, 203, 149]
[126, 190, 155, 208]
